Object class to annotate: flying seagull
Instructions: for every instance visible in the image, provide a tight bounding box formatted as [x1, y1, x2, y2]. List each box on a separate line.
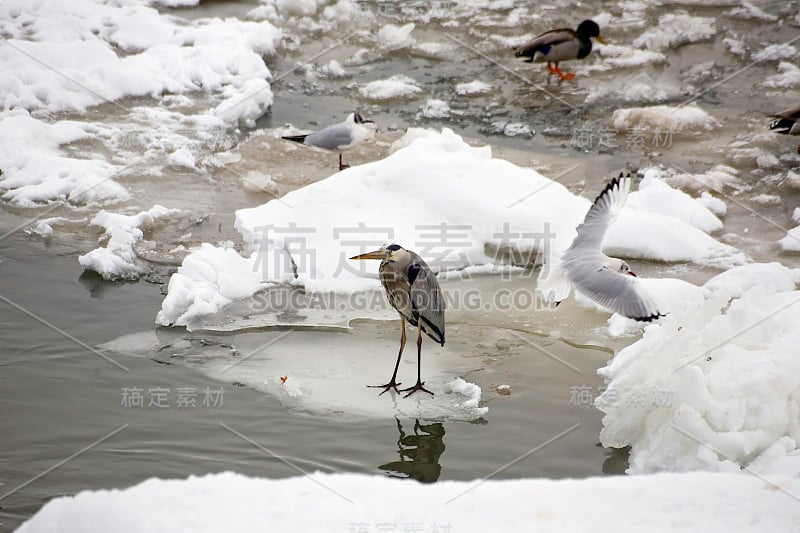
[560, 174, 665, 321]
[282, 112, 376, 170]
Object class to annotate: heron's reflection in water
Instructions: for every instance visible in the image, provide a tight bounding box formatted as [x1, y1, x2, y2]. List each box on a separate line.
[379, 419, 446, 483]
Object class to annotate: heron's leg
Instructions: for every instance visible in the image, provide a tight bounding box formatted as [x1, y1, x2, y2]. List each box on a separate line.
[369, 317, 405, 394]
[338, 153, 350, 171]
[400, 323, 434, 398]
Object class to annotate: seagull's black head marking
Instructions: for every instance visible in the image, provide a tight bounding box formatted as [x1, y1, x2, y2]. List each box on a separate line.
[354, 112, 374, 124]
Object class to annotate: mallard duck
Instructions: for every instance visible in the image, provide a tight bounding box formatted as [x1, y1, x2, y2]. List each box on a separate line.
[514, 19, 606, 81]
[770, 105, 800, 154]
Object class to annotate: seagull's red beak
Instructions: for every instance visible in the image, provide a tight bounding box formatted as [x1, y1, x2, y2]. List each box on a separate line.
[628, 271, 638, 277]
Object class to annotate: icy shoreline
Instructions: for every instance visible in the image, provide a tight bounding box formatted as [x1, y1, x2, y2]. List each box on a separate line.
[17, 470, 800, 532]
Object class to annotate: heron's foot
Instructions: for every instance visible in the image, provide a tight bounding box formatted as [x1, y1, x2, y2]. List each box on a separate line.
[368, 380, 402, 396]
[400, 381, 434, 398]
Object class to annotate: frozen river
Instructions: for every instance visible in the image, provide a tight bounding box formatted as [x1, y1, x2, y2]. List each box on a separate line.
[2, 0, 800, 530]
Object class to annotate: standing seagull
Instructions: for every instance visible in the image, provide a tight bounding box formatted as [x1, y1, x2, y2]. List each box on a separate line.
[561, 174, 665, 321]
[769, 104, 800, 154]
[282, 112, 376, 170]
[514, 19, 606, 81]
[350, 244, 445, 398]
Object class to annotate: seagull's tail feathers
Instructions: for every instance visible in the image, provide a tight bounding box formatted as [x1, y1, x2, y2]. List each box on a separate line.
[536, 257, 572, 310]
[281, 134, 309, 144]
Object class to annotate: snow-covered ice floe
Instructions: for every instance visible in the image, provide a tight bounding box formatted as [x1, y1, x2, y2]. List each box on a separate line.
[101, 329, 488, 422]
[17, 470, 800, 533]
[78, 205, 185, 280]
[610, 104, 720, 134]
[157, 128, 745, 328]
[597, 262, 800, 473]
[0, 0, 281, 206]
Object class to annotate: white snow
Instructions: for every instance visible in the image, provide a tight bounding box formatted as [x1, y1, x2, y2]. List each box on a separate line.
[318, 60, 347, 78]
[0, 114, 127, 206]
[723, 37, 747, 58]
[727, 146, 781, 169]
[0, 0, 282, 205]
[78, 205, 184, 280]
[727, 1, 778, 21]
[627, 169, 723, 233]
[751, 194, 782, 206]
[0, 1, 280, 118]
[493, 121, 533, 137]
[632, 13, 715, 52]
[157, 129, 745, 329]
[419, 99, 451, 119]
[17, 470, 800, 533]
[622, 82, 668, 103]
[359, 75, 422, 100]
[155, 243, 277, 326]
[779, 226, 800, 252]
[753, 44, 798, 63]
[595, 44, 666, 69]
[597, 262, 800, 473]
[376, 23, 415, 51]
[697, 192, 727, 217]
[649, 164, 743, 193]
[455, 80, 492, 96]
[412, 42, 458, 59]
[611, 104, 720, 134]
[763, 62, 800, 89]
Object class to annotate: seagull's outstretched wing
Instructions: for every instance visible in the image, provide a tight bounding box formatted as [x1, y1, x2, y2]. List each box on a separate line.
[562, 175, 664, 321]
[569, 174, 630, 253]
[565, 258, 663, 321]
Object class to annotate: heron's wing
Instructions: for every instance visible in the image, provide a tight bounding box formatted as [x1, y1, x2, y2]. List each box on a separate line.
[304, 122, 355, 151]
[567, 175, 630, 253]
[566, 253, 663, 321]
[407, 252, 445, 345]
[515, 29, 576, 56]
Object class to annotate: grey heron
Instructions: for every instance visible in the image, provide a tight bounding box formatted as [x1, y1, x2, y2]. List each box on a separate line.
[350, 244, 445, 398]
[561, 174, 665, 321]
[282, 112, 376, 170]
[514, 19, 605, 81]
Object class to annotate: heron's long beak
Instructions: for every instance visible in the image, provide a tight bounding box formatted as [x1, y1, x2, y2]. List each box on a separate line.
[597, 35, 607, 45]
[350, 249, 384, 260]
